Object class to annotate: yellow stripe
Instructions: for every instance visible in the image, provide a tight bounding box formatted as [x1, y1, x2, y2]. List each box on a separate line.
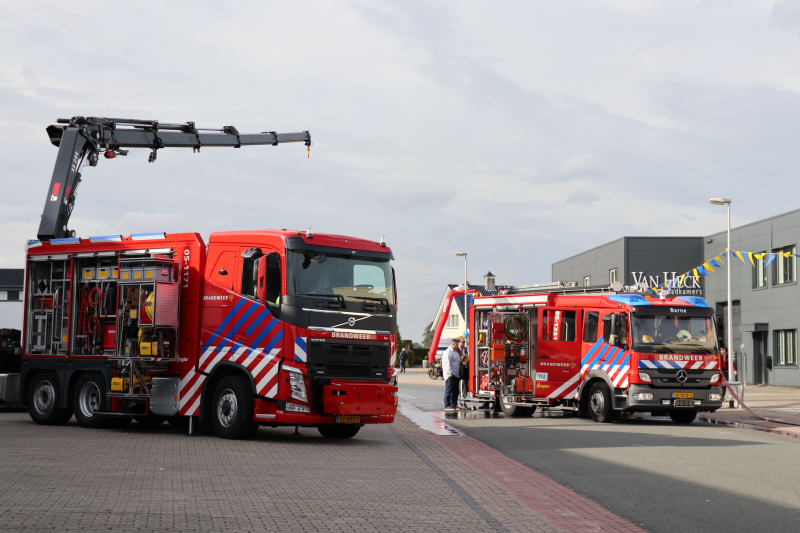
[693, 268, 699, 279]
[704, 262, 715, 273]
[747, 252, 755, 267]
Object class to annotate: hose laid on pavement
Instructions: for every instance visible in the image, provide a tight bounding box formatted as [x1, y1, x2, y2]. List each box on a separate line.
[721, 375, 800, 427]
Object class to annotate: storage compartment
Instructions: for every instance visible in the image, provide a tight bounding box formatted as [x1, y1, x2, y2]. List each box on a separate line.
[321, 381, 397, 415]
[97, 267, 118, 280]
[81, 267, 96, 280]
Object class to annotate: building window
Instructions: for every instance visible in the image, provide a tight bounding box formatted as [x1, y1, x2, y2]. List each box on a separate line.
[583, 276, 590, 287]
[775, 329, 797, 366]
[0, 291, 6, 301]
[609, 269, 617, 284]
[446, 314, 459, 328]
[752, 252, 767, 289]
[772, 246, 796, 286]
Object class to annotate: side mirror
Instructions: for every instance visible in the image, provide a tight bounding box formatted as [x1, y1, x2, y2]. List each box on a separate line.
[602, 314, 619, 346]
[257, 255, 267, 304]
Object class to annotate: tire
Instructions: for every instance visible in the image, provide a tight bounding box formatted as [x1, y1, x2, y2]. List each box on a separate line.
[587, 381, 615, 423]
[211, 375, 258, 439]
[669, 409, 697, 424]
[499, 394, 535, 418]
[134, 415, 167, 425]
[317, 424, 361, 439]
[428, 368, 437, 380]
[27, 371, 72, 426]
[73, 373, 109, 428]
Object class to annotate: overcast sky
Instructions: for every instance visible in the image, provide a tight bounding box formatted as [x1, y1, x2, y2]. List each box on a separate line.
[2, 1, 800, 341]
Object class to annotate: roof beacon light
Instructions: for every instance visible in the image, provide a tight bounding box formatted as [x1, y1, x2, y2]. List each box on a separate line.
[380, 236, 386, 247]
[103, 150, 116, 159]
[306, 227, 313, 238]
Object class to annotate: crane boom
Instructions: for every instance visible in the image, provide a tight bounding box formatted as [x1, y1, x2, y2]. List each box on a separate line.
[38, 116, 311, 241]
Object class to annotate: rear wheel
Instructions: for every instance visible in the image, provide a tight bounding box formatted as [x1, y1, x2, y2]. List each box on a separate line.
[28, 371, 72, 426]
[73, 373, 108, 428]
[500, 394, 535, 418]
[318, 424, 361, 439]
[588, 382, 615, 423]
[211, 375, 258, 439]
[669, 409, 697, 424]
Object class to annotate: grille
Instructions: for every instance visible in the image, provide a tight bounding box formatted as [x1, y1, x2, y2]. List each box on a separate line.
[656, 369, 705, 375]
[307, 341, 390, 366]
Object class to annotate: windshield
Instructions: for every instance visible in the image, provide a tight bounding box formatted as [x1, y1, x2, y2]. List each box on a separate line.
[286, 249, 395, 305]
[631, 315, 718, 354]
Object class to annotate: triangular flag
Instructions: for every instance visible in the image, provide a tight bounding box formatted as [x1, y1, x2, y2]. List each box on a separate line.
[710, 258, 722, 268]
[679, 273, 686, 287]
[765, 254, 776, 266]
[697, 266, 709, 277]
[736, 251, 746, 264]
[693, 268, 700, 279]
[747, 252, 755, 267]
[704, 262, 715, 273]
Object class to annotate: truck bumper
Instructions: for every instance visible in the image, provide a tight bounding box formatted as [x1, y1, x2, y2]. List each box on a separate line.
[322, 381, 398, 416]
[624, 384, 724, 412]
[0, 373, 21, 403]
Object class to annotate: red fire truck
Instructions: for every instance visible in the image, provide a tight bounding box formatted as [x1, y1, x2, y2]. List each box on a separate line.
[467, 287, 724, 423]
[0, 117, 398, 439]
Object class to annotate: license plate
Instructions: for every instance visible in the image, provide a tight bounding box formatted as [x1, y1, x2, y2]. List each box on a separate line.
[336, 415, 360, 424]
[672, 392, 694, 399]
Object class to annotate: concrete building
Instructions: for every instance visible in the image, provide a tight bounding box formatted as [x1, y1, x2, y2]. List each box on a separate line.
[0, 269, 24, 330]
[552, 208, 800, 388]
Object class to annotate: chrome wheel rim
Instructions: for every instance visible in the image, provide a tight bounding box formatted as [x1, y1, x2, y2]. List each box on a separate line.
[78, 381, 101, 418]
[590, 390, 605, 415]
[217, 389, 238, 428]
[34, 380, 56, 415]
[502, 395, 513, 410]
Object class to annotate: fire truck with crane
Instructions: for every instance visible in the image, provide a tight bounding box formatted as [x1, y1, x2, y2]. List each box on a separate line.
[431, 283, 724, 423]
[0, 116, 398, 439]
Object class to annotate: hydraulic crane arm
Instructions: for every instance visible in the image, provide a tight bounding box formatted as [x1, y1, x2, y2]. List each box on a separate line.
[38, 116, 311, 241]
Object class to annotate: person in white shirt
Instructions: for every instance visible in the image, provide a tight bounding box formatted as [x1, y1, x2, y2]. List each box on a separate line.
[442, 339, 461, 410]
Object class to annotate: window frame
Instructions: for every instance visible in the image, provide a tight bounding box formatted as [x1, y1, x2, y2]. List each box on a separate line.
[583, 312, 599, 343]
[583, 276, 590, 287]
[774, 329, 797, 367]
[541, 309, 578, 342]
[609, 268, 617, 284]
[0, 291, 7, 301]
[752, 251, 767, 289]
[772, 246, 797, 286]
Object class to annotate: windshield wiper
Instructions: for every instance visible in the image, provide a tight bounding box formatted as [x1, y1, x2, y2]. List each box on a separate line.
[296, 293, 346, 308]
[350, 296, 389, 305]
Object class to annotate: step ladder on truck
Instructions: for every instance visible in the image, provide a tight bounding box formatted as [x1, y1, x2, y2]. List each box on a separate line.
[465, 284, 725, 423]
[0, 116, 399, 439]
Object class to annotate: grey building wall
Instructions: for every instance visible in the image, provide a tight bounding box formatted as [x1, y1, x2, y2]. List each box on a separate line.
[704, 208, 800, 388]
[552, 238, 624, 287]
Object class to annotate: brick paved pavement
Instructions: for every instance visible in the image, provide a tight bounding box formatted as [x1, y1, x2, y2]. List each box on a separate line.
[0, 407, 646, 532]
[699, 385, 800, 437]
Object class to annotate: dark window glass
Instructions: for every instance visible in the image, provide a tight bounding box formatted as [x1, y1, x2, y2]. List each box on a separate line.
[775, 329, 797, 366]
[584, 312, 599, 343]
[542, 310, 577, 342]
[266, 253, 282, 306]
[752, 251, 767, 288]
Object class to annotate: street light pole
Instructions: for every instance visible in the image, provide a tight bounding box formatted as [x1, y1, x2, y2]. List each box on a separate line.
[710, 198, 734, 400]
[455, 253, 468, 346]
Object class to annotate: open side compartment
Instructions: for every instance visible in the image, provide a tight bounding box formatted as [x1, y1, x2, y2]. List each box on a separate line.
[26, 254, 73, 355]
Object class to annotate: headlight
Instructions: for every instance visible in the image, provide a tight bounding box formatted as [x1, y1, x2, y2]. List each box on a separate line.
[632, 393, 654, 400]
[289, 372, 308, 403]
[710, 374, 720, 383]
[638, 372, 651, 383]
[284, 402, 311, 413]
[709, 393, 722, 402]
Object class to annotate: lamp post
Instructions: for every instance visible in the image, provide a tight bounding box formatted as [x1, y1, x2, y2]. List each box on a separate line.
[710, 198, 735, 404]
[455, 252, 468, 346]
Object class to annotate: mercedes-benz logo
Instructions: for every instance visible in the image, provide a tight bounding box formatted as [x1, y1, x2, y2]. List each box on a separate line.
[676, 370, 688, 383]
[348, 317, 356, 326]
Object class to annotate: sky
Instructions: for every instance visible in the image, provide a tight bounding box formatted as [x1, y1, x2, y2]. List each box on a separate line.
[2, 1, 800, 342]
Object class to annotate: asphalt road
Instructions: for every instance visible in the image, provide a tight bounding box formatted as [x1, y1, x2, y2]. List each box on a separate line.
[399, 381, 800, 533]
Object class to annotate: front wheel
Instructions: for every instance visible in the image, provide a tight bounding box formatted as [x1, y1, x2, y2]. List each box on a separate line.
[28, 371, 72, 426]
[587, 382, 615, 423]
[499, 394, 535, 418]
[669, 409, 697, 424]
[428, 368, 438, 380]
[73, 373, 108, 428]
[318, 424, 361, 439]
[211, 375, 258, 439]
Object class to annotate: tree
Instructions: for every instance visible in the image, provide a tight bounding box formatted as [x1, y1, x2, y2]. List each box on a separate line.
[422, 321, 434, 348]
[396, 326, 403, 358]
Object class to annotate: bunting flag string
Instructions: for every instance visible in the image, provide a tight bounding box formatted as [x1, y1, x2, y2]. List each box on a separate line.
[657, 248, 799, 294]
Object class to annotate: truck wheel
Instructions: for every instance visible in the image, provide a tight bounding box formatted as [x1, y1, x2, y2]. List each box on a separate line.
[28, 371, 72, 425]
[212, 375, 258, 439]
[318, 424, 361, 439]
[500, 394, 535, 417]
[73, 373, 108, 428]
[669, 409, 697, 424]
[588, 382, 615, 423]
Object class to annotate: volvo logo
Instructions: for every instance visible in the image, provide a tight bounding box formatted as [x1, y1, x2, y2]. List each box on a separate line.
[348, 317, 356, 326]
[676, 370, 688, 383]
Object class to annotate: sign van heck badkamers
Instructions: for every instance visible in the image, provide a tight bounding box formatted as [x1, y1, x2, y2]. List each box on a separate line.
[630, 272, 703, 296]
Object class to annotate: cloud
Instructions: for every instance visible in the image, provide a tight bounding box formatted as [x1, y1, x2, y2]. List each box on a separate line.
[556, 153, 603, 181]
[772, 0, 800, 32]
[565, 189, 599, 206]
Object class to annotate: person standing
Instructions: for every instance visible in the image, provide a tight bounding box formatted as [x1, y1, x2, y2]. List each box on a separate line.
[442, 339, 461, 411]
[456, 337, 469, 408]
[398, 347, 409, 373]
